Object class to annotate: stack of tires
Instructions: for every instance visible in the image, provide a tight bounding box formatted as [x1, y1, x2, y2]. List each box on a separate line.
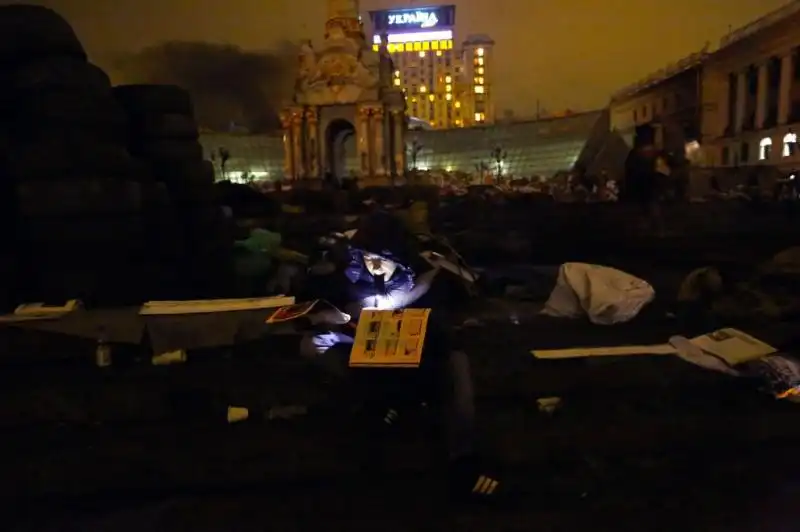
[114, 85, 232, 298]
[0, 5, 151, 308]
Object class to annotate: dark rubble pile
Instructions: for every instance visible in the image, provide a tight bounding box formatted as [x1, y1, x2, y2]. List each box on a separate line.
[0, 5, 232, 309]
[114, 84, 232, 298]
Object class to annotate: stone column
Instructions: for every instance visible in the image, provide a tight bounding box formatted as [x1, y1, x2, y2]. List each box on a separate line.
[756, 63, 768, 129]
[735, 71, 746, 132]
[291, 111, 305, 179]
[356, 105, 372, 177]
[279, 111, 294, 179]
[779, 53, 793, 125]
[391, 109, 406, 175]
[372, 106, 386, 176]
[305, 107, 320, 178]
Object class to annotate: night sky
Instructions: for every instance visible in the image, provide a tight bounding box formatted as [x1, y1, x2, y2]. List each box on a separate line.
[15, 0, 789, 115]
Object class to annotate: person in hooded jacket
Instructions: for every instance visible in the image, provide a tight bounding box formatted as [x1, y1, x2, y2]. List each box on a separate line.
[297, 211, 502, 500]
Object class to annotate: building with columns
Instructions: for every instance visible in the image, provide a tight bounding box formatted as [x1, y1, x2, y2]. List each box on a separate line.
[609, 47, 708, 161]
[701, 1, 800, 170]
[277, 0, 406, 186]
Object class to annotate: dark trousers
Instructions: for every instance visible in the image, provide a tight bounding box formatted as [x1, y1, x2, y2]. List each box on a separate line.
[299, 319, 476, 460]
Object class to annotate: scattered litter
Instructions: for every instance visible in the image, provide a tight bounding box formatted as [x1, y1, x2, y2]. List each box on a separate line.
[95, 329, 111, 368]
[227, 406, 249, 423]
[537, 397, 562, 414]
[533, 344, 676, 360]
[140, 296, 295, 315]
[541, 263, 655, 325]
[670, 329, 800, 401]
[534, 328, 776, 362]
[267, 405, 308, 420]
[152, 349, 187, 366]
[0, 299, 82, 322]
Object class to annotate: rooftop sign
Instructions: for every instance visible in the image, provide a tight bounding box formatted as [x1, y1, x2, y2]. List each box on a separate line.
[370, 5, 456, 33]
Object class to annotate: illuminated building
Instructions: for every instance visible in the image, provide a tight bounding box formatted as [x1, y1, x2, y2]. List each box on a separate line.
[611, 2, 800, 174]
[700, 2, 800, 170]
[609, 48, 707, 158]
[200, 110, 627, 181]
[368, 5, 495, 128]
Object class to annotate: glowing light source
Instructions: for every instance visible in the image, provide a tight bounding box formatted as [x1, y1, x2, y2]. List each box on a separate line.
[759, 136, 773, 160]
[783, 132, 797, 157]
[372, 30, 453, 44]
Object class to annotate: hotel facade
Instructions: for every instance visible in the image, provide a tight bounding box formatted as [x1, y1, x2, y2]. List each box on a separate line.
[368, 5, 495, 129]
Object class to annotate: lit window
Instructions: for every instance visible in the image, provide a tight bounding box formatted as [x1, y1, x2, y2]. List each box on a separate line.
[413, 42, 422, 51]
[474, 112, 481, 121]
[474, 86, 484, 93]
[372, 45, 379, 52]
[445, 75, 452, 83]
[420, 86, 426, 93]
[411, 97, 417, 103]
[439, 40, 448, 49]
[394, 70, 400, 77]
[783, 132, 797, 156]
[455, 119, 462, 126]
[477, 48, 484, 56]
[478, 57, 484, 65]
[455, 101, 461, 108]
[446, 40, 453, 49]
[422, 41, 430, 51]
[405, 43, 413, 51]
[478, 77, 484, 84]
[436, 50, 442, 56]
[445, 93, 452, 100]
[394, 79, 401, 86]
[429, 94, 435, 101]
[446, 84, 452, 92]
[419, 51, 425, 58]
[432, 41, 439, 50]
[477, 67, 484, 75]
[759, 137, 772, 160]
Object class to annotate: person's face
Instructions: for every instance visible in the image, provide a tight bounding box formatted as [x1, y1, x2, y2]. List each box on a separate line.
[363, 253, 397, 279]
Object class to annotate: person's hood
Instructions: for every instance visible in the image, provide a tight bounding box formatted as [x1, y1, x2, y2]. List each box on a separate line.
[343, 248, 415, 288]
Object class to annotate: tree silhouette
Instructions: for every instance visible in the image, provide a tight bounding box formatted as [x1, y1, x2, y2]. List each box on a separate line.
[408, 138, 423, 171]
[491, 146, 507, 180]
[218, 147, 231, 180]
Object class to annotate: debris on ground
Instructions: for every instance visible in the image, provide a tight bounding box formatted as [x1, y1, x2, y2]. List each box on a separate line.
[542, 263, 655, 325]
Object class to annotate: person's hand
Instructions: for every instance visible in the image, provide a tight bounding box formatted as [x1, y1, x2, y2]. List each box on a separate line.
[308, 309, 351, 326]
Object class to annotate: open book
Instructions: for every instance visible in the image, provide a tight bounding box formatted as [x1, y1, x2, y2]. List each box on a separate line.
[265, 299, 349, 324]
[349, 308, 431, 368]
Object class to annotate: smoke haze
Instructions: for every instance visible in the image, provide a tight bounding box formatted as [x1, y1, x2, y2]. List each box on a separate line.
[105, 41, 297, 133]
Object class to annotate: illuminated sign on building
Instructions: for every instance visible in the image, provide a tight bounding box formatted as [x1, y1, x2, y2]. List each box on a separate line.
[388, 10, 439, 28]
[370, 5, 456, 33]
